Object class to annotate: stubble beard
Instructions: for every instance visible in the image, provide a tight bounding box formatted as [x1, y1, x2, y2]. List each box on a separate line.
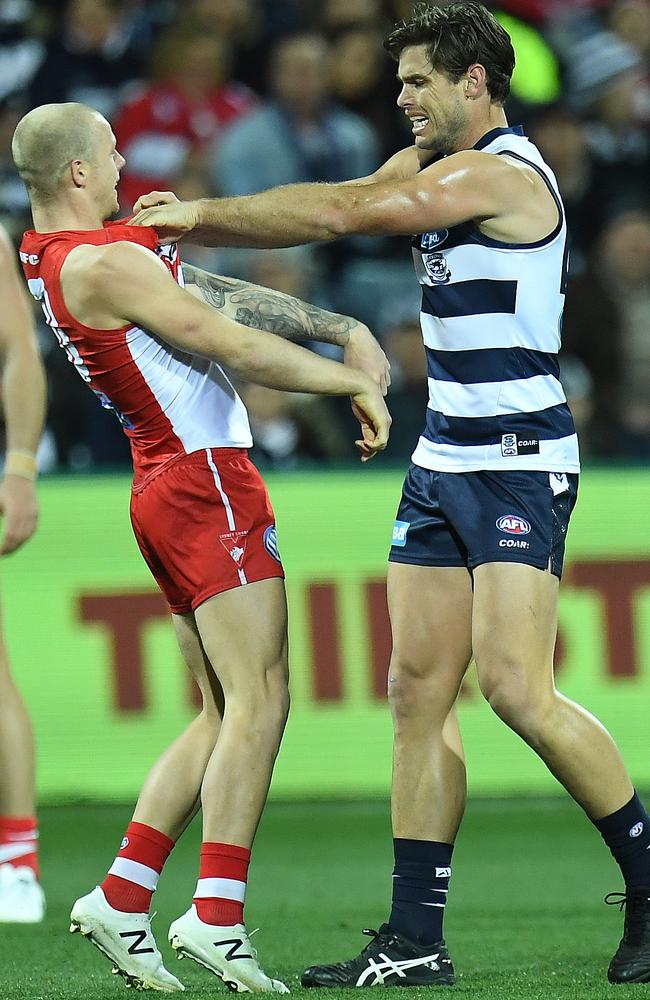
[425, 103, 468, 156]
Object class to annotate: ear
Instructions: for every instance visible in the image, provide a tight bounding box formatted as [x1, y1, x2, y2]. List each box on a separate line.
[464, 63, 488, 99]
[70, 159, 87, 189]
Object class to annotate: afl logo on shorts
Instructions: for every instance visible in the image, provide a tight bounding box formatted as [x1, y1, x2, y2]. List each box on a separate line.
[496, 514, 531, 535]
[264, 525, 282, 563]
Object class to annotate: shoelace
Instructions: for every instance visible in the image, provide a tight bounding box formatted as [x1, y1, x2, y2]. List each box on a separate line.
[606, 892, 628, 912]
[605, 892, 650, 944]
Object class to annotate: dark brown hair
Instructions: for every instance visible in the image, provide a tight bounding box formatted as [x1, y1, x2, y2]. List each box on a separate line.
[384, 2, 515, 104]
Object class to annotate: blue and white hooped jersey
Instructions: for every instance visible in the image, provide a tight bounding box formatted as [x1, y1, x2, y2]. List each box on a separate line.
[411, 125, 579, 474]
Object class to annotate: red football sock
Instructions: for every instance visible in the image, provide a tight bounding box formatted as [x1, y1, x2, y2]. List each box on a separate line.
[0, 816, 39, 877]
[193, 842, 250, 925]
[100, 821, 174, 913]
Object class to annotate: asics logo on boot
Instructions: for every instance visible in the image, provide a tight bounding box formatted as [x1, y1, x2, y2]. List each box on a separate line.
[119, 930, 155, 955]
[355, 952, 441, 986]
[213, 937, 254, 961]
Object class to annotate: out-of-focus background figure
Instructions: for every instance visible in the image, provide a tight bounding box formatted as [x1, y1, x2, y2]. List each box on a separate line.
[0, 224, 46, 924]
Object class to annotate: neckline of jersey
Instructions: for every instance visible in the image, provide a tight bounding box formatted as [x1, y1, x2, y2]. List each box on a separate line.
[473, 125, 525, 150]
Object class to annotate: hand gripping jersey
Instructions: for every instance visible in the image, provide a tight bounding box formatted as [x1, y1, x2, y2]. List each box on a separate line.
[19, 221, 252, 489]
[410, 126, 580, 474]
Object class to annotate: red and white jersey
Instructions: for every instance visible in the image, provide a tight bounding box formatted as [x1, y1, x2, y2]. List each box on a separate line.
[20, 221, 252, 489]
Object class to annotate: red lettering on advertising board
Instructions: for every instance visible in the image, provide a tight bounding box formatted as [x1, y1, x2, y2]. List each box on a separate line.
[78, 559, 650, 713]
[569, 560, 650, 677]
[307, 583, 343, 700]
[78, 591, 167, 710]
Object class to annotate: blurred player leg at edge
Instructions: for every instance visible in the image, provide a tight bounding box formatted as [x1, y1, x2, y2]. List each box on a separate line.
[0, 225, 47, 925]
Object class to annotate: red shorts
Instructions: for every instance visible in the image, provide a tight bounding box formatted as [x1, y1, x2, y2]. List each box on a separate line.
[130, 448, 284, 614]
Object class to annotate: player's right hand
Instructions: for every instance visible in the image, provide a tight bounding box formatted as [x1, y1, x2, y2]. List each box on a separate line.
[0, 475, 39, 555]
[131, 194, 200, 243]
[351, 383, 392, 462]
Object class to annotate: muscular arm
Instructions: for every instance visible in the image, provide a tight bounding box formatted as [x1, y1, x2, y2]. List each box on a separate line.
[182, 263, 355, 347]
[0, 229, 46, 554]
[131, 150, 549, 247]
[61, 242, 391, 459]
[182, 262, 390, 393]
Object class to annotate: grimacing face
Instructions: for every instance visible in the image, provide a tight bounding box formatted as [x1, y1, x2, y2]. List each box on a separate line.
[396, 44, 469, 155]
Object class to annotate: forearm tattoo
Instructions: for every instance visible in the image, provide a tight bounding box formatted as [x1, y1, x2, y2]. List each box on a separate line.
[182, 262, 355, 346]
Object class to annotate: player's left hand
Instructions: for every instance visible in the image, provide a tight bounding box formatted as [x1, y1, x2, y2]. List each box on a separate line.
[0, 475, 39, 555]
[131, 193, 200, 244]
[344, 324, 391, 396]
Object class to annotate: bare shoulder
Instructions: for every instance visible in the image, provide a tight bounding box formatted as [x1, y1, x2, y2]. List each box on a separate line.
[63, 240, 166, 289]
[368, 145, 423, 183]
[420, 149, 516, 181]
[418, 149, 538, 210]
[61, 241, 169, 328]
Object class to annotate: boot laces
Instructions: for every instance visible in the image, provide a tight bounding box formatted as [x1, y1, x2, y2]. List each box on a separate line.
[606, 891, 650, 945]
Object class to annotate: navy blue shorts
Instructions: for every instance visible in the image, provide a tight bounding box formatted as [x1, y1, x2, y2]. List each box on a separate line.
[389, 466, 579, 579]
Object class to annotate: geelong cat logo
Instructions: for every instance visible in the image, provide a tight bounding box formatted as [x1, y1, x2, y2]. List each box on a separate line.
[496, 515, 531, 535]
[423, 253, 451, 284]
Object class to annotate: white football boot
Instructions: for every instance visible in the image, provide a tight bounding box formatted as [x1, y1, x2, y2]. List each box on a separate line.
[70, 886, 184, 992]
[168, 905, 289, 993]
[0, 863, 46, 923]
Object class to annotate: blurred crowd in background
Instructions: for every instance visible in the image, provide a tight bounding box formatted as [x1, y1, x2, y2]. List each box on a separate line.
[0, 0, 648, 470]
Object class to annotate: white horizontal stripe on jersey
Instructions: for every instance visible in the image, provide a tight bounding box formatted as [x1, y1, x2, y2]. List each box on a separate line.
[421, 312, 561, 354]
[108, 857, 160, 891]
[0, 842, 35, 864]
[427, 374, 566, 418]
[412, 433, 580, 473]
[194, 877, 247, 902]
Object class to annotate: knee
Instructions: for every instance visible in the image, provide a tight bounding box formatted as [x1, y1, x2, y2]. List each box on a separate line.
[478, 662, 553, 746]
[387, 651, 460, 727]
[229, 658, 290, 730]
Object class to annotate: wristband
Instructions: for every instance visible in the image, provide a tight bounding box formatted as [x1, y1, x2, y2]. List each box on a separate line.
[4, 449, 37, 481]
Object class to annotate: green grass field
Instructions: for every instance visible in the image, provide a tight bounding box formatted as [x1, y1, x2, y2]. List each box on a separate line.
[0, 799, 644, 1000]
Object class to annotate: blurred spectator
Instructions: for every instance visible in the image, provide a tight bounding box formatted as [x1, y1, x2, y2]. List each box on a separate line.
[330, 25, 410, 157]
[555, 17, 648, 169]
[173, 0, 266, 92]
[563, 210, 650, 458]
[0, 96, 30, 237]
[115, 24, 255, 211]
[321, 0, 385, 33]
[558, 355, 595, 456]
[212, 34, 379, 196]
[529, 105, 608, 269]
[609, 0, 650, 60]
[212, 32, 382, 314]
[28, 0, 142, 118]
[241, 383, 352, 468]
[0, 1, 43, 104]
